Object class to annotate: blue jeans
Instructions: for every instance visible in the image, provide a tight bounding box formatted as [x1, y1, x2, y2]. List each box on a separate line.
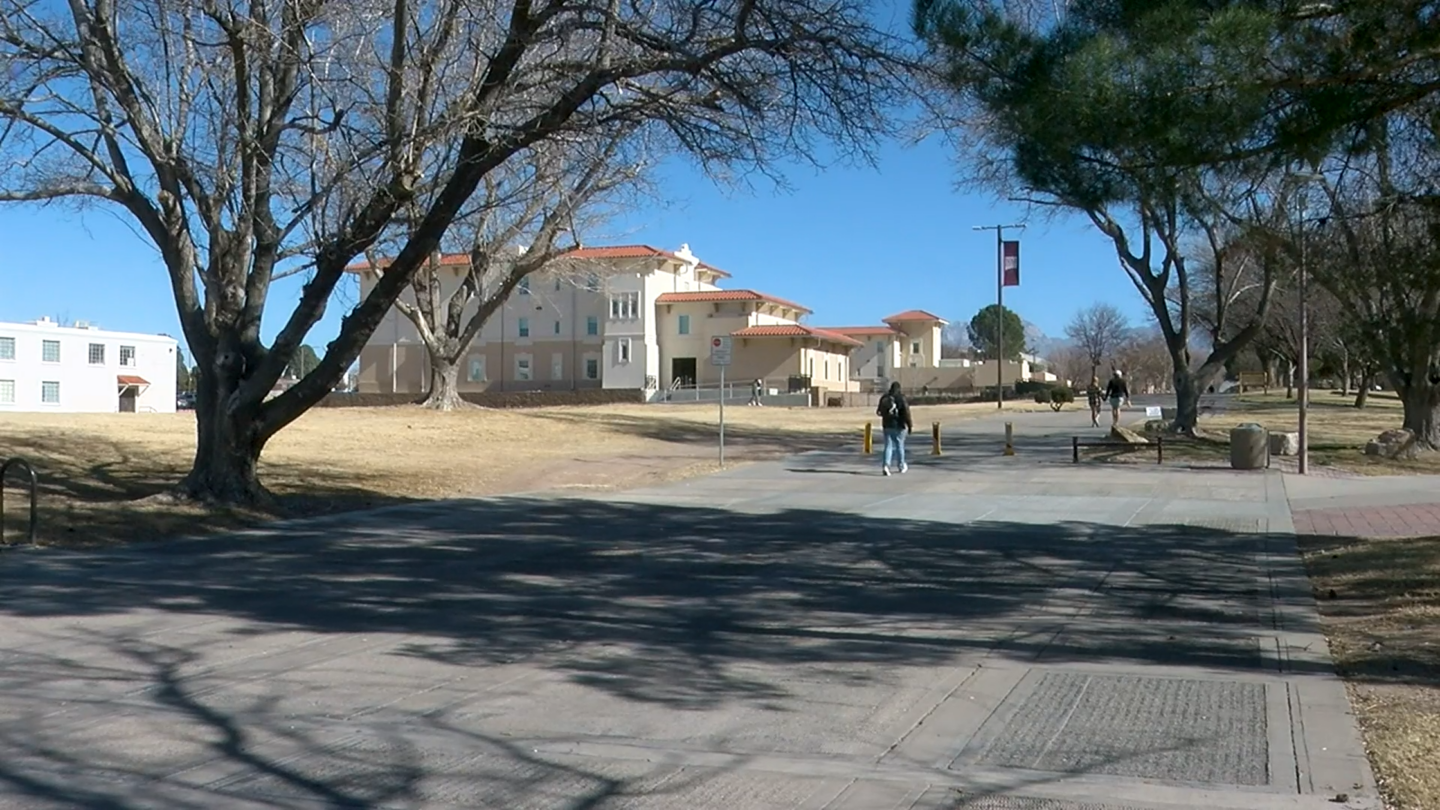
[882, 427, 907, 470]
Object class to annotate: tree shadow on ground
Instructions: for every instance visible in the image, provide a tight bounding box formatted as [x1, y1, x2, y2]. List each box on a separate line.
[525, 409, 856, 455]
[0, 497, 1318, 807]
[0, 430, 423, 548]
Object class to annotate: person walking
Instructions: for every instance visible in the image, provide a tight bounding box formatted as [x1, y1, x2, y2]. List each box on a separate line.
[876, 381, 913, 476]
[1085, 376, 1103, 427]
[1104, 369, 1130, 428]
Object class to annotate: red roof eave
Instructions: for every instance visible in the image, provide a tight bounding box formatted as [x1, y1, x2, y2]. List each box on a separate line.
[656, 290, 813, 315]
[730, 325, 862, 348]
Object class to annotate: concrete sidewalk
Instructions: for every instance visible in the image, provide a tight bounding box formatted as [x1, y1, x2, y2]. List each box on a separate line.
[0, 443, 1379, 808]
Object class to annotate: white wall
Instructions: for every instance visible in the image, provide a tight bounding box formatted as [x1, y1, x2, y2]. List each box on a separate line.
[0, 318, 178, 413]
[603, 272, 650, 389]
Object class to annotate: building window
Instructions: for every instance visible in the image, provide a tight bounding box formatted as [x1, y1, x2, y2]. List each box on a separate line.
[0, 379, 13, 404]
[120, 345, 136, 367]
[518, 276, 530, 295]
[41, 340, 60, 363]
[825, 359, 830, 379]
[615, 338, 631, 364]
[911, 341, 921, 354]
[467, 356, 487, 382]
[609, 292, 639, 319]
[554, 277, 562, 292]
[41, 381, 60, 404]
[517, 317, 529, 338]
[586, 316, 599, 336]
[553, 320, 562, 336]
[678, 314, 690, 335]
[586, 272, 600, 291]
[516, 357, 532, 380]
[88, 343, 106, 365]
[585, 358, 599, 380]
[0, 336, 13, 360]
[809, 358, 815, 378]
[551, 354, 563, 380]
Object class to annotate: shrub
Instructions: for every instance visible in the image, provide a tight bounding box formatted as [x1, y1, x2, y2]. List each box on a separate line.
[1014, 380, 1054, 397]
[1048, 388, 1075, 411]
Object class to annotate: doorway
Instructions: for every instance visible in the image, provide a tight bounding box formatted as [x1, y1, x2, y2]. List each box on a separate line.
[118, 387, 137, 412]
[671, 357, 697, 387]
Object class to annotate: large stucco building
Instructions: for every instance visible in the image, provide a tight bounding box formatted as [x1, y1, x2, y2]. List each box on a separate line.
[0, 317, 178, 413]
[350, 244, 961, 399]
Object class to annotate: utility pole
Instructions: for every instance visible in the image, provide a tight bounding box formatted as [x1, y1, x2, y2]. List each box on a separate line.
[972, 223, 1026, 408]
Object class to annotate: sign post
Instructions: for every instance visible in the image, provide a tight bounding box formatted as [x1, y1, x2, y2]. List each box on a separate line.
[710, 336, 732, 467]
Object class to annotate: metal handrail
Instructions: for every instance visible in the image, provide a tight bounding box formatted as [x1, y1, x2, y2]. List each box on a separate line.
[0, 457, 38, 545]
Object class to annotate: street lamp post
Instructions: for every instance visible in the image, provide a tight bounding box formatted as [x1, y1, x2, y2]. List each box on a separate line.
[1291, 172, 1324, 476]
[1298, 194, 1309, 476]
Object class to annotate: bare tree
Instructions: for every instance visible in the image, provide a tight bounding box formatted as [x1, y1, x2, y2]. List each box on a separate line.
[0, 0, 910, 503]
[362, 125, 651, 410]
[1064, 303, 1129, 380]
[1114, 331, 1173, 395]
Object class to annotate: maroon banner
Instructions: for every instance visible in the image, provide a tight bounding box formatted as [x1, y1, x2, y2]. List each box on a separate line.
[1002, 240, 1020, 287]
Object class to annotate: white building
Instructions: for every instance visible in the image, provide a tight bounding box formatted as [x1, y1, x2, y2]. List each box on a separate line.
[0, 317, 178, 413]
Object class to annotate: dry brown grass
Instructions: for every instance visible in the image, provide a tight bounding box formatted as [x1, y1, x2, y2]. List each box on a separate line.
[1135, 390, 1439, 474]
[1299, 533, 1440, 810]
[0, 399, 1040, 547]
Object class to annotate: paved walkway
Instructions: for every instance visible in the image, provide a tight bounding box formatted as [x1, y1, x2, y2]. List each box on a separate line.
[0, 411, 1382, 809]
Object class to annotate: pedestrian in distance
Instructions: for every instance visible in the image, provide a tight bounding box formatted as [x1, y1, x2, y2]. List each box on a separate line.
[1104, 369, 1130, 428]
[1085, 376, 1103, 427]
[876, 381, 913, 476]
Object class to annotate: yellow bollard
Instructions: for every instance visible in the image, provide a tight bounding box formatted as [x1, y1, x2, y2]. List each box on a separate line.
[932, 421, 942, 455]
[863, 421, 873, 454]
[1004, 421, 1015, 456]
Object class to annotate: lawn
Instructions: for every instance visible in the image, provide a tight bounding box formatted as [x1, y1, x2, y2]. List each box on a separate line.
[1299, 533, 1440, 810]
[1143, 389, 1435, 474]
[0, 399, 1044, 547]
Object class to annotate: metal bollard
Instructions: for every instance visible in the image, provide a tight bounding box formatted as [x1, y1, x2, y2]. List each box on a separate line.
[863, 421, 873, 454]
[931, 422, 942, 455]
[1004, 422, 1015, 456]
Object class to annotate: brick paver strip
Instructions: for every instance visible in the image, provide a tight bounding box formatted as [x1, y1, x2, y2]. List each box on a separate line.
[1294, 502, 1440, 538]
[962, 672, 1269, 786]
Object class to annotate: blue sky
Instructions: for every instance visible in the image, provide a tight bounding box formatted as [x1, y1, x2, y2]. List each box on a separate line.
[0, 0, 1155, 359]
[0, 132, 1152, 358]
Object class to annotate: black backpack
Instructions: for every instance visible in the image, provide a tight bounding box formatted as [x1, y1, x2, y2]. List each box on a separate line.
[878, 394, 899, 418]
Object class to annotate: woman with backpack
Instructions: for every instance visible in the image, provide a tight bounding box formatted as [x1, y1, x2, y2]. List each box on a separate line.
[876, 381, 913, 476]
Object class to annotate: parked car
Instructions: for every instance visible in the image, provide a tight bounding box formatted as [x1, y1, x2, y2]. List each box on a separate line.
[176, 392, 196, 410]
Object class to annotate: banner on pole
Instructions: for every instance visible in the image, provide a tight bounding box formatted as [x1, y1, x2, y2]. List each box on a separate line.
[1002, 240, 1020, 287]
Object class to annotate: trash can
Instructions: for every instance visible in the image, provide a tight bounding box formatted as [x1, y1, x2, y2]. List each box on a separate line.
[1230, 423, 1269, 470]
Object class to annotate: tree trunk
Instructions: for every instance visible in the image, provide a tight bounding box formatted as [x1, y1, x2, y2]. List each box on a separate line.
[1339, 351, 1351, 396]
[1285, 361, 1295, 400]
[1171, 370, 1200, 433]
[421, 359, 469, 411]
[1398, 376, 1440, 450]
[182, 373, 271, 505]
[1355, 368, 1372, 408]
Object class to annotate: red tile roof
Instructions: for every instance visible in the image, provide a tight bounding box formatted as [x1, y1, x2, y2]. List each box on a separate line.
[731, 325, 862, 347]
[656, 290, 812, 314]
[823, 325, 901, 336]
[882, 309, 947, 324]
[345, 244, 731, 277]
[116, 375, 149, 386]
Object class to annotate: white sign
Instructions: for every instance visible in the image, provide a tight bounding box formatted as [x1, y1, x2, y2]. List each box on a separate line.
[709, 336, 732, 366]
[1145, 405, 1162, 417]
